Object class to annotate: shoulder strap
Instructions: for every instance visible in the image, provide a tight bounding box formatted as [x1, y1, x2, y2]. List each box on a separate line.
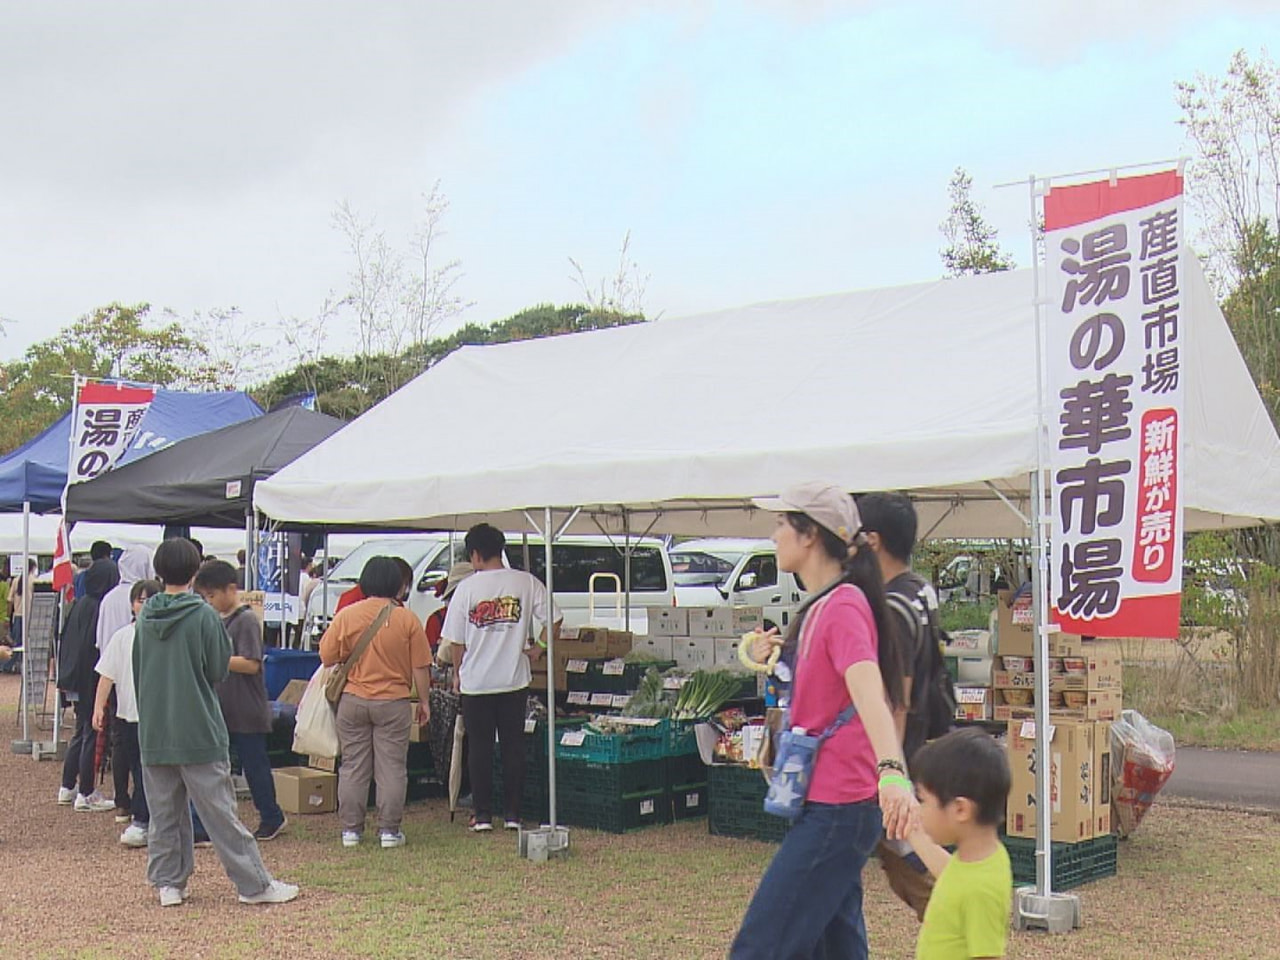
[345, 602, 395, 670]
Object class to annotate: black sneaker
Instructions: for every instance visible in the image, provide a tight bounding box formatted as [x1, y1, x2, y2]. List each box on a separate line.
[253, 817, 288, 842]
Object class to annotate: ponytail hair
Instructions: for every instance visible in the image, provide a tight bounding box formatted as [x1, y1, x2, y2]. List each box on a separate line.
[778, 512, 906, 710]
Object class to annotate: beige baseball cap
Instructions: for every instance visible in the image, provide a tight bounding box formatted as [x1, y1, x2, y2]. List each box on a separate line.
[441, 561, 475, 599]
[752, 482, 861, 545]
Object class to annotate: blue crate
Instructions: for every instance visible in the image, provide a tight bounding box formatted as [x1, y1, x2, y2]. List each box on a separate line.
[263, 648, 321, 700]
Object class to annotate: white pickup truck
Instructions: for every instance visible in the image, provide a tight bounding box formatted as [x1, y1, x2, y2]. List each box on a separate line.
[669, 538, 806, 633]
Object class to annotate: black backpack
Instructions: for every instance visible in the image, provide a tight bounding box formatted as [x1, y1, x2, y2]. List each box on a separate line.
[886, 576, 957, 755]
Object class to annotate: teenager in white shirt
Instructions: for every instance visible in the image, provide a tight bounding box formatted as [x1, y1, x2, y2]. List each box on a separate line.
[441, 524, 561, 832]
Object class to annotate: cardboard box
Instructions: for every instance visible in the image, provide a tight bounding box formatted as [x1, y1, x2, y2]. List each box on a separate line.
[1050, 634, 1117, 658]
[1051, 640, 1124, 690]
[996, 589, 1036, 657]
[1006, 721, 1097, 843]
[1050, 687, 1121, 722]
[992, 670, 1038, 690]
[687, 607, 734, 638]
[954, 685, 993, 722]
[632, 635, 674, 661]
[273, 766, 337, 815]
[713, 637, 749, 673]
[650, 608, 689, 637]
[605, 630, 633, 659]
[308, 754, 338, 773]
[571, 628, 610, 657]
[672, 637, 714, 670]
[276, 678, 309, 706]
[731, 607, 765, 635]
[1092, 720, 1114, 837]
[409, 720, 424, 744]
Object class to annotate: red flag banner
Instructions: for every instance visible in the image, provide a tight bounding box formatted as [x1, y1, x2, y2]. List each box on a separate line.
[1043, 170, 1185, 639]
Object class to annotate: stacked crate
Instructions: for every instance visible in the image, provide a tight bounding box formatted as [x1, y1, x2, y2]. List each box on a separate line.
[555, 719, 672, 832]
[665, 721, 708, 820]
[707, 762, 789, 843]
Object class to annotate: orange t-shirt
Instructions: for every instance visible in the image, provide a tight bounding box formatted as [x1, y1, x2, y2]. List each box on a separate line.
[319, 597, 430, 701]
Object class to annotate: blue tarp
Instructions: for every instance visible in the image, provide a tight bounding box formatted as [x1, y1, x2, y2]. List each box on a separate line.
[0, 389, 263, 513]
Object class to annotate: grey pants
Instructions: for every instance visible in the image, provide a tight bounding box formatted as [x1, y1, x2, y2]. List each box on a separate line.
[336, 694, 412, 834]
[141, 759, 273, 897]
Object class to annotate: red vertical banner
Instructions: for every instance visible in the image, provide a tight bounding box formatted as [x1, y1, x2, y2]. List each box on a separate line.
[1044, 170, 1185, 639]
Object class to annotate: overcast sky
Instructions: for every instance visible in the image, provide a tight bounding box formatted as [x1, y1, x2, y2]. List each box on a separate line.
[2, 0, 1277, 373]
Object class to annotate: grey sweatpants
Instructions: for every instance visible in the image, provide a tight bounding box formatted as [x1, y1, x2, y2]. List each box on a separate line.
[336, 694, 412, 834]
[141, 759, 273, 897]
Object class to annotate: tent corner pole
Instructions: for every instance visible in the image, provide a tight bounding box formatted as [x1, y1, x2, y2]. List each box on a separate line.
[19, 501, 30, 744]
[543, 507, 558, 830]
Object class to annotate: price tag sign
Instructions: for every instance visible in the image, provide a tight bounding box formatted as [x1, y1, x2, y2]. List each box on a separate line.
[956, 687, 988, 705]
[685, 792, 700, 809]
[1019, 721, 1056, 742]
[663, 676, 688, 691]
[640, 799, 655, 816]
[567, 691, 590, 706]
[602, 659, 626, 676]
[566, 659, 589, 674]
[590, 692, 614, 707]
[524, 718, 537, 734]
[560, 730, 587, 747]
[611, 694, 631, 709]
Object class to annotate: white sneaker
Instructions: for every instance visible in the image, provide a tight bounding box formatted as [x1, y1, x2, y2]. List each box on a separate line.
[74, 792, 116, 813]
[341, 831, 361, 848]
[239, 879, 300, 905]
[120, 824, 148, 848]
[504, 820, 521, 831]
[380, 831, 406, 849]
[57, 787, 76, 805]
[158, 885, 188, 907]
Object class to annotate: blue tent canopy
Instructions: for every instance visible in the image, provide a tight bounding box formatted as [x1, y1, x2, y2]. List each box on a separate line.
[0, 389, 263, 513]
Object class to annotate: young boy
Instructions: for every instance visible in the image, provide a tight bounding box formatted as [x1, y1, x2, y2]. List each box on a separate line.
[133, 538, 297, 908]
[93, 578, 163, 848]
[193, 560, 286, 841]
[908, 728, 1013, 959]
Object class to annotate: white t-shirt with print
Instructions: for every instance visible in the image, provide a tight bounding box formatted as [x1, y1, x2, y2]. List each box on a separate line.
[96, 623, 139, 722]
[442, 568, 561, 695]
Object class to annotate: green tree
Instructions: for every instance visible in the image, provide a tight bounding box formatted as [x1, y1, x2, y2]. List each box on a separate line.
[940, 167, 1016, 276]
[0, 302, 213, 452]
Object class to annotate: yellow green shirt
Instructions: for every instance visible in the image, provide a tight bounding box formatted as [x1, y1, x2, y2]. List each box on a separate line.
[916, 842, 1012, 959]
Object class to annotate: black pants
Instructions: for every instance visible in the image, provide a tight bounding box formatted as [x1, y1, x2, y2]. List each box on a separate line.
[61, 697, 96, 796]
[461, 688, 527, 823]
[116, 720, 148, 823]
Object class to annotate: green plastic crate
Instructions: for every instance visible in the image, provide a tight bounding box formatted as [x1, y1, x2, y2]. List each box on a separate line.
[670, 781, 709, 820]
[566, 659, 677, 694]
[1002, 834, 1118, 891]
[559, 757, 667, 796]
[666, 751, 708, 789]
[707, 763, 789, 843]
[555, 720, 667, 763]
[559, 787, 672, 834]
[666, 719, 699, 757]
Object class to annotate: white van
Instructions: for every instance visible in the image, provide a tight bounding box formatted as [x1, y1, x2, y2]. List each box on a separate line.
[305, 534, 465, 642]
[306, 533, 675, 640]
[669, 538, 806, 632]
[502, 534, 675, 634]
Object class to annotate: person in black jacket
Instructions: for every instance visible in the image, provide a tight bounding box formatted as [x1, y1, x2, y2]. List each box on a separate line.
[57, 558, 120, 811]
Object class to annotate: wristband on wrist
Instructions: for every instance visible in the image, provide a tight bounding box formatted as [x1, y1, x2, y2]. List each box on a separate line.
[878, 773, 913, 792]
[876, 758, 906, 776]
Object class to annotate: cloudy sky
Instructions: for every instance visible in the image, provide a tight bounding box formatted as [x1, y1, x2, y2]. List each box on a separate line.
[1, 1, 1276, 372]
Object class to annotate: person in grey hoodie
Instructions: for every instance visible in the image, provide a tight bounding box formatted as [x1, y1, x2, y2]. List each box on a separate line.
[97, 543, 155, 821]
[133, 537, 298, 909]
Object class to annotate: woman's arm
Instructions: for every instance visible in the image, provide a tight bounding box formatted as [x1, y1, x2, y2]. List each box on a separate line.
[844, 661, 915, 840]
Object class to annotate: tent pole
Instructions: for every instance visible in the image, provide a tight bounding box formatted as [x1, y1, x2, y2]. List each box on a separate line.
[1028, 173, 1053, 900]
[543, 507, 558, 830]
[318, 529, 329, 652]
[19, 500, 30, 743]
[623, 508, 631, 632]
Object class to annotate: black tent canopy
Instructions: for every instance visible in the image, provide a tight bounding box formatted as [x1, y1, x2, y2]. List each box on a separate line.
[64, 406, 347, 528]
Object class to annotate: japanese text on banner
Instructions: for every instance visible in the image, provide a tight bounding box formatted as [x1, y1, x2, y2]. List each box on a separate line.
[69, 381, 156, 484]
[1044, 170, 1185, 639]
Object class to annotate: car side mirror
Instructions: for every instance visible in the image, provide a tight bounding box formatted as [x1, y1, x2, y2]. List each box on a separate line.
[417, 571, 447, 593]
[737, 572, 758, 591]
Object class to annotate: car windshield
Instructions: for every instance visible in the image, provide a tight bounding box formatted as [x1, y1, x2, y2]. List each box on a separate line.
[670, 551, 742, 587]
[324, 539, 441, 583]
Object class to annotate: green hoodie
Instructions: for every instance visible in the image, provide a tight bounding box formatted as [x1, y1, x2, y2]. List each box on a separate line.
[133, 591, 232, 766]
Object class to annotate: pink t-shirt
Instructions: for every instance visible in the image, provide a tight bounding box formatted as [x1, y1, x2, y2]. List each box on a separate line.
[789, 583, 880, 804]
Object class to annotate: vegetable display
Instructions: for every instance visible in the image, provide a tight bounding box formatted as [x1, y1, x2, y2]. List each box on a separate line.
[671, 670, 745, 720]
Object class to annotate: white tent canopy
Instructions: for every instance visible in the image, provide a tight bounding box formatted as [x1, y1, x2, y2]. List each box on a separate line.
[255, 257, 1280, 537]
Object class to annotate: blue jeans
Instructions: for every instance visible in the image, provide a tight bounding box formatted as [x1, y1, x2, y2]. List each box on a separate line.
[194, 733, 284, 836]
[730, 801, 883, 960]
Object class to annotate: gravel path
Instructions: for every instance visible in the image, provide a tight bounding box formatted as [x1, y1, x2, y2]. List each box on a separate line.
[0, 674, 344, 959]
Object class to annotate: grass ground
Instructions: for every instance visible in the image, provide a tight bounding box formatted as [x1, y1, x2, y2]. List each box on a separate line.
[1146, 706, 1280, 752]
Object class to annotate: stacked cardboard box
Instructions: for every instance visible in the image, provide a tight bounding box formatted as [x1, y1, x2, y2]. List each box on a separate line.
[658, 606, 764, 675]
[529, 626, 632, 692]
[1006, 719, 1113, 843]
[992, 590, 1123, 723]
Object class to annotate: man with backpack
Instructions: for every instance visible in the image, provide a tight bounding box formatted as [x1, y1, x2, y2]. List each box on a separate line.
[857, 492, 956, 921]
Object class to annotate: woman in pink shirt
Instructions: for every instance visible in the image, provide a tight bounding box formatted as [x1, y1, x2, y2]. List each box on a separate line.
[731, 482, 915, 960]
